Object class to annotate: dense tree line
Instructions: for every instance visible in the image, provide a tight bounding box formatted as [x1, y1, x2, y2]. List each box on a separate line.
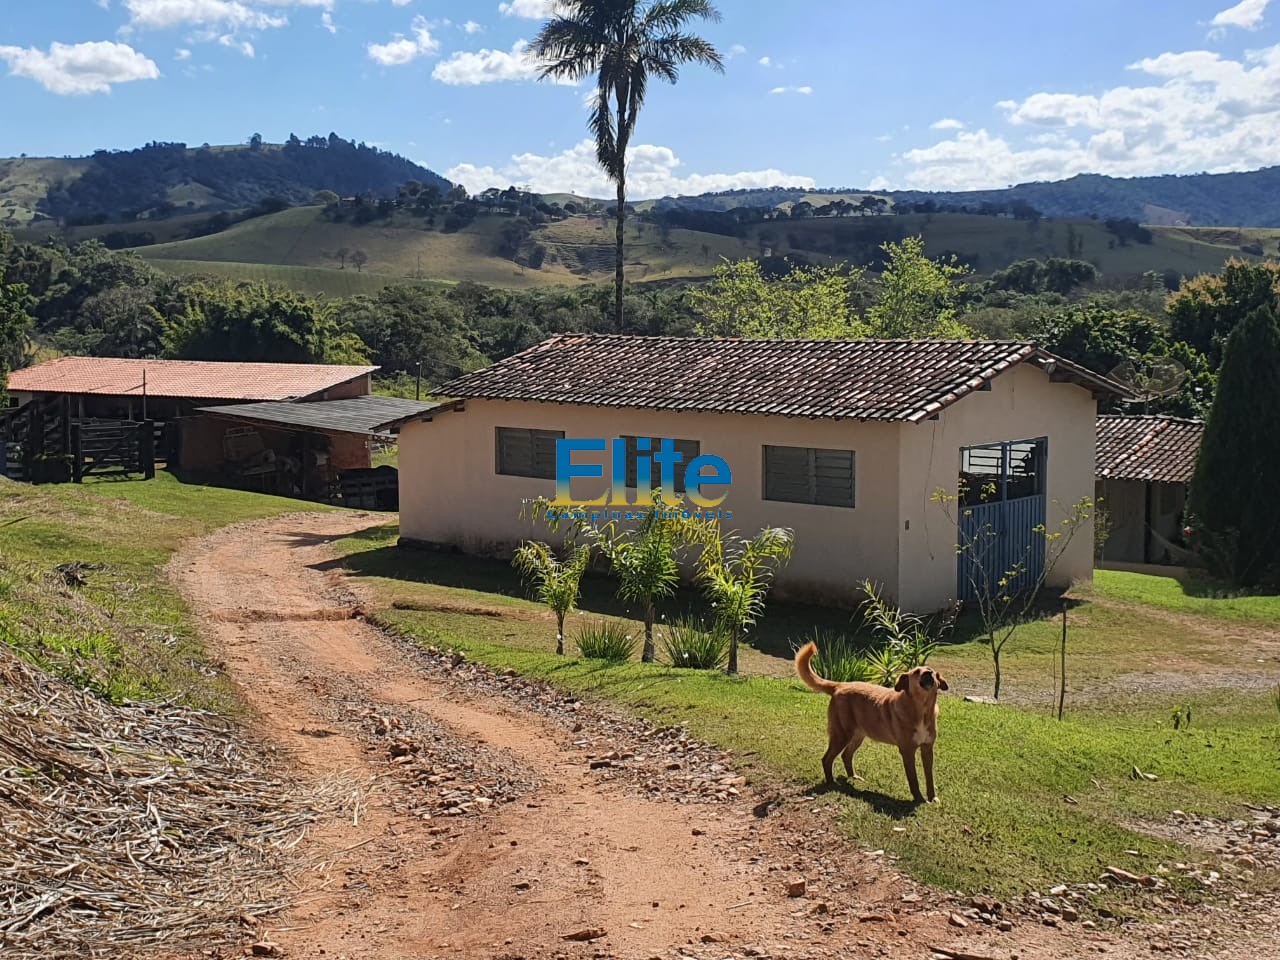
[42, 135, 450, 226]
[4, 225, 1275, 425]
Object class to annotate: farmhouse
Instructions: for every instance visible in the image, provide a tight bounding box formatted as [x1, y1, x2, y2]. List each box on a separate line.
[396, 335, 1128, 612]
[1095, 414, 1204, 569]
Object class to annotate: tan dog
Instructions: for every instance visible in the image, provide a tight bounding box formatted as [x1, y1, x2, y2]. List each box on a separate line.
[795, 641, 947, 803]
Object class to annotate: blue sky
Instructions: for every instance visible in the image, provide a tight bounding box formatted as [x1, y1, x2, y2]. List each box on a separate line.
[1, 0, 1279, 197]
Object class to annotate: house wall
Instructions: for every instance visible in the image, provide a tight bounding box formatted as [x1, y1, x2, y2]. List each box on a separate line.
[895, 363, 1098, 610]
[307, 374, 372, 401]
[398, 364, 1098, 612]
[398, 399, 903, 607]
[1097, 477, 1146, 564]
[1097, 477, 1188, 565]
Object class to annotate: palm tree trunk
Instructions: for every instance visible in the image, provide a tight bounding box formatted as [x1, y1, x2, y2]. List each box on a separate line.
[727, 627, 739, 676]
[556, 612, 565, 656]
[614, 173, 626, 328]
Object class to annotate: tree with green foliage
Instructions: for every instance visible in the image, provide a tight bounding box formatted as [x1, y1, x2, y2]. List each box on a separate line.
[533, 0, 724, 329]
[0, 282, 33, 402]
[163, 281, 368, 364]
[587, 493, 690, 664]
[345, 285, 487, 381]
[865, 236, 973, 338]
[693, 258, 867, 338]
[512, 540, 594, 655]
[1168, 259, 1280, 368]
[1186, 305, 1280, 587]
[688, 521, 794, 675]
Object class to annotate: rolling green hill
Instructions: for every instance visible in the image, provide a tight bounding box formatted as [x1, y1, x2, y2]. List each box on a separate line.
[131, 204, 1262, 295]
[0, 136, 450, 226]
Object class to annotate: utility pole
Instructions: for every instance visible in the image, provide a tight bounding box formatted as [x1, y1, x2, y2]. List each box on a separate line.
[416, 361, 423, 401]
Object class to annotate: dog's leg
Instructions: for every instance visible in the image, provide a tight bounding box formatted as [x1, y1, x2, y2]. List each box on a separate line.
[921, 743, 938, 802]
[841, 733, 865, 781]
[899, 746, 925, 803]
[821, 706, 845, 785]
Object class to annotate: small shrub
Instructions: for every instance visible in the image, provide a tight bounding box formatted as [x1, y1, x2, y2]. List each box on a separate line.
[574, 620, 637, 662]
[660, 616, 729, 670]
[800, 628, 873, 683]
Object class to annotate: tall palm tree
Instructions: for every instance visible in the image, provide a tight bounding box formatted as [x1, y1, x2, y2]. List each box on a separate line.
[533, 1, 724, 328]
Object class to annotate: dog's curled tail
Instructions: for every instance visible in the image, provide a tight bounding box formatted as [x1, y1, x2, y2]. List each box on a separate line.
[794, 641, 839, 696]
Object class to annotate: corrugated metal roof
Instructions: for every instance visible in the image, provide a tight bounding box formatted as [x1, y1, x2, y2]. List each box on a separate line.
[8, 357, 378, 401]
[197, 396, 441, 437]
[1096, 414, 1204, 484]
[437, 335, 1129, 422]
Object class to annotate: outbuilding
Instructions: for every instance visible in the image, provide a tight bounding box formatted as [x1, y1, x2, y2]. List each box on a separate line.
[1095, 414, 1204, 569]
[395, 335, 1127, 612]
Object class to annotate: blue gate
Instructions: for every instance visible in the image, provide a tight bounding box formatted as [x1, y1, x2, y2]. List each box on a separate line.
[957, 439, 1048, 603]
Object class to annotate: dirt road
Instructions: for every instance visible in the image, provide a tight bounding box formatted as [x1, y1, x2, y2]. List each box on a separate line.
[169, 512, 1224, 960]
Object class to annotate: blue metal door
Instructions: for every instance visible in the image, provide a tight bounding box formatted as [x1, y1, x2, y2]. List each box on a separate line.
[957, 439, 1048, 603]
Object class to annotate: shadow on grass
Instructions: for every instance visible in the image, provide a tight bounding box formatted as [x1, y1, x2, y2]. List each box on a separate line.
[334, 540, 882, 662]
[809, 778, 924, 818]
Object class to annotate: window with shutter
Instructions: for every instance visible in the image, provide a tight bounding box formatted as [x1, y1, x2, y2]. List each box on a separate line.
[764, 445, 855, 508]
[495, 427, 564, 479]
[622, 436, 701, 495]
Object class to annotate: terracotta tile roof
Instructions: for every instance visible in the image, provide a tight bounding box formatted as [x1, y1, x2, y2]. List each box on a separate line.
[7, 357, 378, 402]
[438, 335, 1128, 423]
[1096, 414, 1204, 484]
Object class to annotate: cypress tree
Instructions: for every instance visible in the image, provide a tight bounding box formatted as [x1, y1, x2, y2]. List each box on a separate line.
[1187, 304, 1280, 586]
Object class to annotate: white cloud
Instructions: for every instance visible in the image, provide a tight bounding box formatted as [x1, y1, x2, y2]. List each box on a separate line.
[727, 43, 746, 59]
[884, 40, 1280, 190]
[769, 85, 811, 95]
[391, 0, 412, 5]
[218, 34, 255, 56]
[757, 55, 772, 67]
[367, 15, 438, 66]
[175, 46, 192, 59]
[432, 39, 572, 85]
[462, 20, 483, 34]
[498, 0, 556, 18]
[930, 117, 964, 130]
[447, 139, 815, 199]
[0, 40, 160, 95]
[1211, 0, 1270, 31]
[122, 0, 287, 30]
[321, 11, 335, 33]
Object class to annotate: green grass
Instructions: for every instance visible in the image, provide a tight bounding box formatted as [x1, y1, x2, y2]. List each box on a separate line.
[141, 258, 434, 297]
[1092, 569, 1280, 624]
[332, 521, 1280, 905]
[0, 472, 321, 706]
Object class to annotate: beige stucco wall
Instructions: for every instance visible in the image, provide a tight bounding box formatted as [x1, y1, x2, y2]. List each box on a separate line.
[398, 399, 903, 606]
[398, 364, 1098, 613]
[894, 363, 1097, 611]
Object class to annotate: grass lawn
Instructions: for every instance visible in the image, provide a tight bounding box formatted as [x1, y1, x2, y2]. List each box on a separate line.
[1092, 569, 1280, 624]
[0, 472, 322, 706]
[332, 520, 1280, 906]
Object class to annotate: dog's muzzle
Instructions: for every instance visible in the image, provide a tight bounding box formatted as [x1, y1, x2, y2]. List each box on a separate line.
[920, 671, 935, 689]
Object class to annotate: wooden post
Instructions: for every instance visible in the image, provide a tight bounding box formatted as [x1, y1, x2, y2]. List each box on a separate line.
[140, 420, 156, 480]
[61, 395, 72, 456]
[1057, 602, 1068, 721]
[71, 422, 83, 483]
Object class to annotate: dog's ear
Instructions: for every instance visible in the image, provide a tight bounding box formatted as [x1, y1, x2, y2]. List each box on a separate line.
[895, 673, 910, 692]
[937, 673, 949, 692]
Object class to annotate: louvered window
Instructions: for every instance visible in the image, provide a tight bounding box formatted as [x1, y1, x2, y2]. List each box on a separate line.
[622, 436, 701, 495]
[496, 427, 563, 479]
[763, 445, 855, 508]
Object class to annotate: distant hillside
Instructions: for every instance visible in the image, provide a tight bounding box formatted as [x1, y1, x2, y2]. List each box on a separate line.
[131, 203, 1259, 296]
[0, 135, 451, 226]
[657, 166, 1280, 227]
